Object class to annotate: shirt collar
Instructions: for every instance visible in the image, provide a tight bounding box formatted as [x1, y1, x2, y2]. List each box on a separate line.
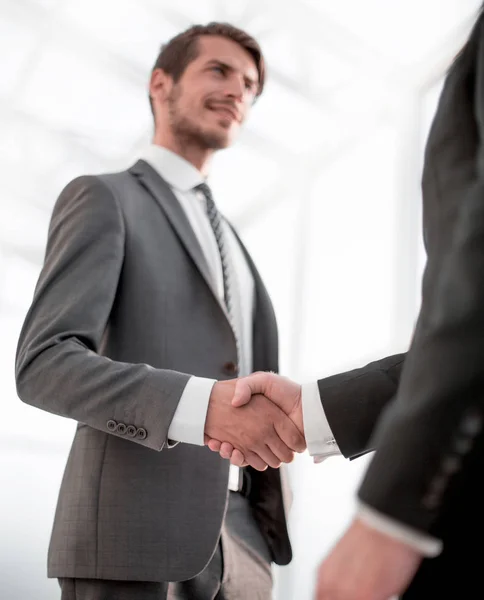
[139, 144, 205, 193]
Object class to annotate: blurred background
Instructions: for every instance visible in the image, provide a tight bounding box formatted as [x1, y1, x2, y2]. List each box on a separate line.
[1, 0, 482, 598]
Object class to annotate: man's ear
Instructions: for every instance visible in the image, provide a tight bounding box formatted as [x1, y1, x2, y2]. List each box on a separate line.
[149, 68, 173, 107]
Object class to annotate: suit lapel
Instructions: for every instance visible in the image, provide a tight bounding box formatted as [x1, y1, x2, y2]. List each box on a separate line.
[228, 225, 279, 373]
[130, 159, 277, 368]
[129, 160, 228, 317]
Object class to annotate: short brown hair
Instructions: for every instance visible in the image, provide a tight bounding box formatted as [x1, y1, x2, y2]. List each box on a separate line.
[149, 22, 265, 115]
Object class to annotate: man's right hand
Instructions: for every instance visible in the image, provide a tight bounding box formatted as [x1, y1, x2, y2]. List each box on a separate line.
[204, 379, 306, 471]
[233, 372, 303, 432]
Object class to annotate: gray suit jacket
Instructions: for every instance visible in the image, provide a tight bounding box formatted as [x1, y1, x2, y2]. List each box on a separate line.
[15, 160, 291, 583]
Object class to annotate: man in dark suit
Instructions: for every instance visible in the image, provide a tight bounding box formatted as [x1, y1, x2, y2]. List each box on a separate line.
[314, 8, 484, 598]
[208, 7, 484, 599]
[15, 22, 306, 600]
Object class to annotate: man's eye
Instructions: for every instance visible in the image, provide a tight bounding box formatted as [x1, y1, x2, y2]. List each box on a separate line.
[212, 66, 225, 75]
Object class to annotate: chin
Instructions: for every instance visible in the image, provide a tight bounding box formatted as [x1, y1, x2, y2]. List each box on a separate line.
[216, 135, 232, 149]
[202, 129, 233, 150]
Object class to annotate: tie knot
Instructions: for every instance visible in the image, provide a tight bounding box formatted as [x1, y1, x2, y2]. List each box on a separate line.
[195, 182, 212, 199]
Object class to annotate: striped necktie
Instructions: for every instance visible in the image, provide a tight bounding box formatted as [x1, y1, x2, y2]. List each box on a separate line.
[195, 182, 241, 371]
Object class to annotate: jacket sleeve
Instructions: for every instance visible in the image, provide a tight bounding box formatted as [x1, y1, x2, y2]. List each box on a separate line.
[317, 353, 405, 458]
[15, 175, 190, 452]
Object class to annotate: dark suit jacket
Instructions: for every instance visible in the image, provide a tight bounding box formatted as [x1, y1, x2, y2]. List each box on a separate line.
[15, 160, 291, 582]
[354, 9, 484, 595]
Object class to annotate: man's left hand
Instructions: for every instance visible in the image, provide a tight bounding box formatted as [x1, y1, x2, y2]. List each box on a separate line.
[315, 517, 423, 600]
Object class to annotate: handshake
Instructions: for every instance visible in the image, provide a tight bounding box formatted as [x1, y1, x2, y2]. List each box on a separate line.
[204, 372, 306, 471]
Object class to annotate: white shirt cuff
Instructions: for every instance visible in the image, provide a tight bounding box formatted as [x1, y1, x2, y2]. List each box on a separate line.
[302, 381, 341, 463]
[357, 501, 443, 557]
[167, 376, 216, 446]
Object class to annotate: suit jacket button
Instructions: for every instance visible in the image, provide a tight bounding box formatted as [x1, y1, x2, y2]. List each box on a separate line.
[126, 425, 137, 438]
[460, 413, 482, 436]
[136, 427, 147, 440]
[454, 437, 473, 455]
[223, 361, 239, 376]
[116, 423, 127, 435]
[107, 420, 117, 432]
[422, 493, 439, 510]
[441, 456, 461, 474]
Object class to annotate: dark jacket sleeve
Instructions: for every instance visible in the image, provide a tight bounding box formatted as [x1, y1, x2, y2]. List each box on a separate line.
[317, 353, 405, 459]
[358, 16, 484, 534]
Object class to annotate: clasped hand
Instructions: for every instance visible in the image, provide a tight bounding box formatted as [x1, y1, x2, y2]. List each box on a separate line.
[204, 372, 305, 470]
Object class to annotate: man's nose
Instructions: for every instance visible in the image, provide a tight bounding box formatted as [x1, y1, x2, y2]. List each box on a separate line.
[224, 74, 244, 101]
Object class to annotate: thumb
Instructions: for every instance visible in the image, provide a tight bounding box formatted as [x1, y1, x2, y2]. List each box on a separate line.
[232, 373, 270, 407]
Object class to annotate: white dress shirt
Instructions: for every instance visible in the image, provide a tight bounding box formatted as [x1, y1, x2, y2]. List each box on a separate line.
[139, 144, 254, 489]
[301, 382, 443, 557]
[302, 381, 341, 461]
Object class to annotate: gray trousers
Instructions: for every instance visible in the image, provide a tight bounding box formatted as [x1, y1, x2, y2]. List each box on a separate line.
[58, 492, 273, 600]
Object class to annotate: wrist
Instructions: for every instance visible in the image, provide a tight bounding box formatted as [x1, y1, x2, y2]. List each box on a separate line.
[205, 379, 236, 437]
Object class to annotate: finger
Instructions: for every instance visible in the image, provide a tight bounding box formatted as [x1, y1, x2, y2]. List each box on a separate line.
[220, 443, 235, 460]
[230, 449, 247, 467]
[243, 450, 269, 471]
[251, 444, 282, 470]
[274, 415, 307, 453]
[266, 431, 296, 464]
[232, 372, 272, 407]
[220, 442, 234, 455]
[207, 439, 222, 452]
[232, 380, 254, 407]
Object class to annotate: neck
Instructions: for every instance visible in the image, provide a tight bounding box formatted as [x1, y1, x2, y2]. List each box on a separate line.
[152, 130, 213, 177]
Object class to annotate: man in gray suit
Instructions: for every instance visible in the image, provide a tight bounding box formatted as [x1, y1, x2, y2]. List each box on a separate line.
[15, 22, 306, 600]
